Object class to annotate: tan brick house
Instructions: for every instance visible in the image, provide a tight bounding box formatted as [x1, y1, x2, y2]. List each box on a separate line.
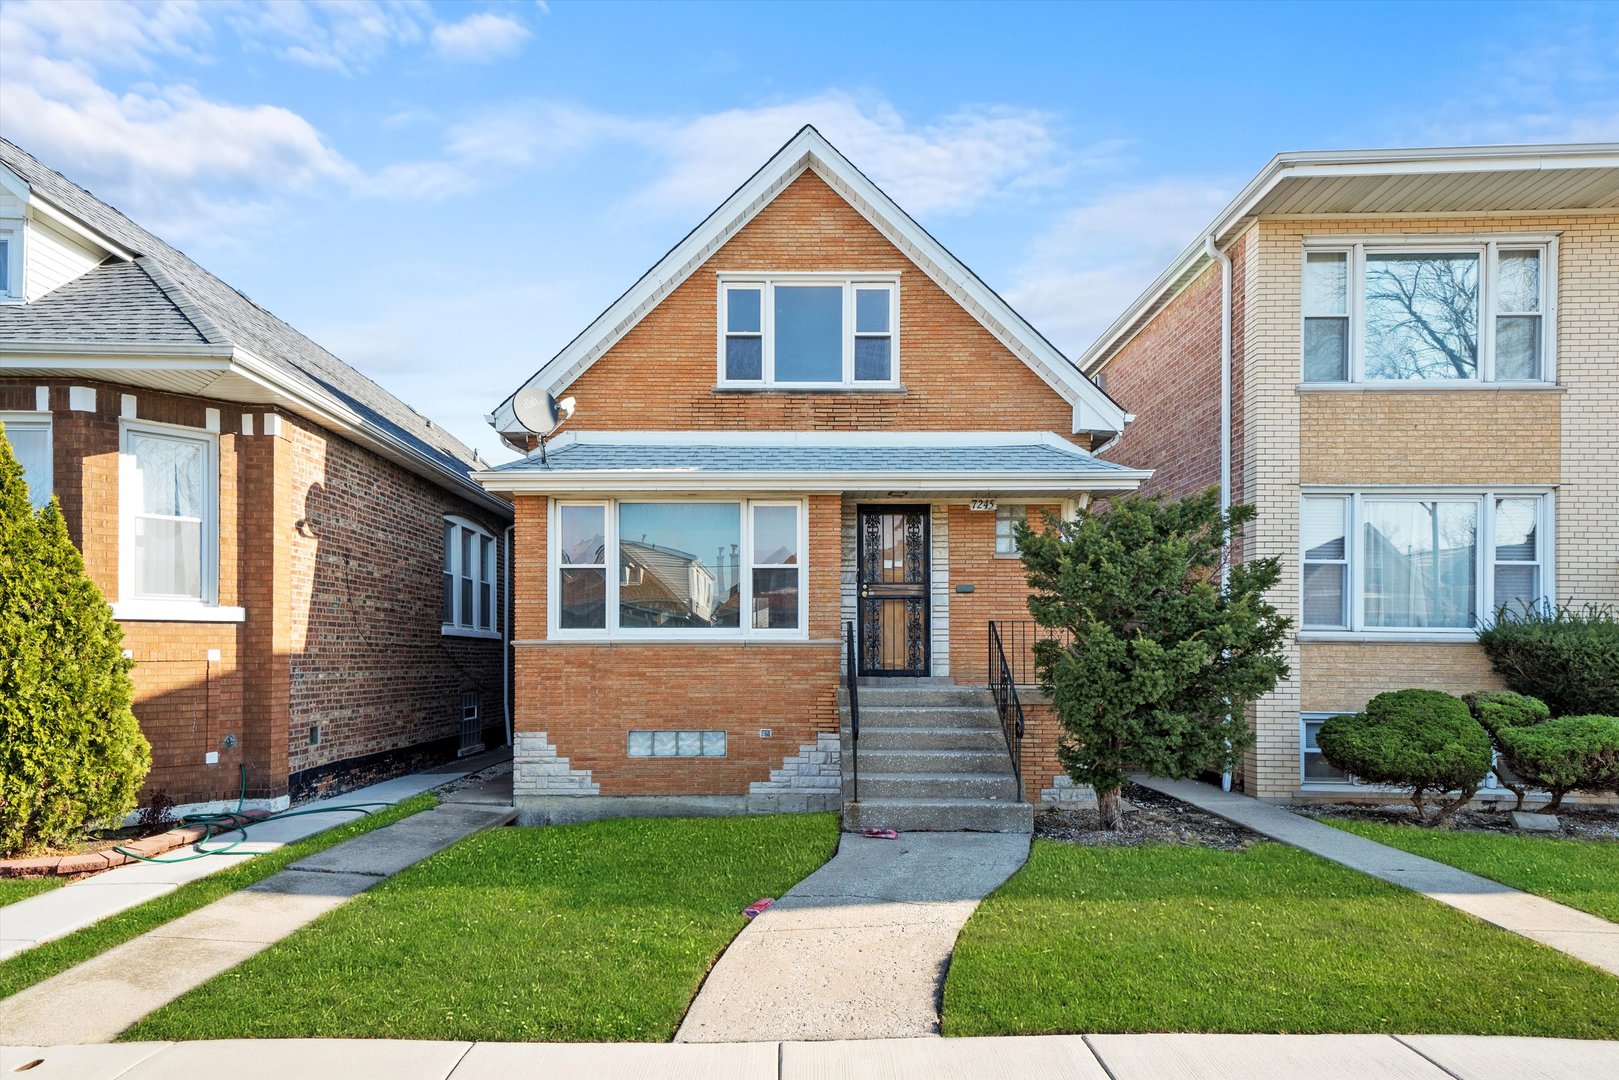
[0, 139, 512, 816]
[478, 127, 1147, 827]
[1081, 143, 1619, 801]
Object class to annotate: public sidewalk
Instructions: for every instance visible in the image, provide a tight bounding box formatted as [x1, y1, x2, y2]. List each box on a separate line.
[0, 771, 515, 1044]
[4, 1033, 1616, 1080]
[0, 748, 509, 960]
[1133, 775, 1619, 976]
[677, 831, 1029, 1043]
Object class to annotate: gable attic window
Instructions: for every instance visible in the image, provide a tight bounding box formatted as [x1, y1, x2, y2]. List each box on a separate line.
[1301, 238, 1555, 384]
[718, 274, 898, 389]
[0, 218, 22, 302]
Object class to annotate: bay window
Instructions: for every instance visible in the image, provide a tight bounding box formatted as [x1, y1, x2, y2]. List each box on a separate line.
[443, 517, 497, 635]
[552, 498, 806, 637]
[718, 275, 898, 388]
[1301, 239, 1553, 384]
[1300, 490, 1552, 635]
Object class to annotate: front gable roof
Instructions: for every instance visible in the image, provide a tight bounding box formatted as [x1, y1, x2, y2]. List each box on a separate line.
[490, 126, 1129, 443]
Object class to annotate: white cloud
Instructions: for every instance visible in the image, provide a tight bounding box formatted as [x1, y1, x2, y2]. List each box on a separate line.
[431, 11, 530, 64]
[1006, 179, 1233, 354]
[235, 0, 429, 75]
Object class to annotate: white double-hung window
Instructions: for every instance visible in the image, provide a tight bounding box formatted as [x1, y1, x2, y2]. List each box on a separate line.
[1301, 238, 1554, 384]
[552, 498, 807, 638]
[718, 274, 898, 389]
[1301, 490, 1552, 637]
[443, 517, 497, 636]
[1, 413, 52, 508]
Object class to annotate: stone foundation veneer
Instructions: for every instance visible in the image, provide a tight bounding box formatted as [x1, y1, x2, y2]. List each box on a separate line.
[1040, 774, 1098, 807]
[513, 731, 600, 796]
[747, 732, 842, 813]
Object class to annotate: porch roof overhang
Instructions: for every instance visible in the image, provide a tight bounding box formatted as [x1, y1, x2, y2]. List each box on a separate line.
[472, 431, 1153, 496]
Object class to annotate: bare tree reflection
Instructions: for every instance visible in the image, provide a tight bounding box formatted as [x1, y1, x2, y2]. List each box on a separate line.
[1364, 254, 1479, 379]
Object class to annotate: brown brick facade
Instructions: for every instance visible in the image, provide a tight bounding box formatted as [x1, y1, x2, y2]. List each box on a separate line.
[1, 377, 506, 808]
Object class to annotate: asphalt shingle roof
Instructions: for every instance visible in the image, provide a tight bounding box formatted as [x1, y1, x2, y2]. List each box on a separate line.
[0, 138, 483, 481]
[485, 438, 1137, 475]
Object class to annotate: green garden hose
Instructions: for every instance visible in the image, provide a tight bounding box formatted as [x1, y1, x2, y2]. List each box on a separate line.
[112, 764, 394, 864]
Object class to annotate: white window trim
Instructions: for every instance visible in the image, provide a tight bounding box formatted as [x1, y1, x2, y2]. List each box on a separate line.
[1300, 712, 1353, 788]
[0, 410, 52, 507]
[548, 496, 810, 641]
[0, 217, 22, 303]
[715, 272, 901, 390]
[1299, 234, 1557, 386]
[1298, 486, 1555, 642]
[116, 419, 238, 622]
[994, 503, 1024, 559]
[443, 515, 499, 639]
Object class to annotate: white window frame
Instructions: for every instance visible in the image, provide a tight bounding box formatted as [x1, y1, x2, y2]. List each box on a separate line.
[1300, 712, 1353, 788]
[1298, 487, 1555, 641]
[116, 419, 242, 622]
[715, 272, 900, 390]
[1300, 235, 1557, 386]
[994, 503, 1024, 558]
[548, 496, 809, 641]
[0, 411, 51, 508]
[443, 516, 499, 639]
[0, 218, 22, 303]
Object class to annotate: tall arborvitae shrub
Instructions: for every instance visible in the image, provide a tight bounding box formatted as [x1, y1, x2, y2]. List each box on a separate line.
[0, 423, 148, 855]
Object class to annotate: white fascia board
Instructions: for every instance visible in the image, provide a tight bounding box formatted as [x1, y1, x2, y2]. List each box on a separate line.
[490, 126, 1128, 439]
[24, 192, 137, 262]
[1076, 142, 1619, 376]
[475, 467, 1152, 495]
[547, 429, 1103, 452]
[0, 342, 235, 366]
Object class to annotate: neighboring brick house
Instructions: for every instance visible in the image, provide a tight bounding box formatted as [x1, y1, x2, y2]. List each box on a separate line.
[1080, 143, 1619, 801]
[0, 139, 512, 816]
[477, 127, 1147, 827]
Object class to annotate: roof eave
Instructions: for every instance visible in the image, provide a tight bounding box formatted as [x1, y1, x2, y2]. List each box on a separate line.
[473, 467, 1153, 495]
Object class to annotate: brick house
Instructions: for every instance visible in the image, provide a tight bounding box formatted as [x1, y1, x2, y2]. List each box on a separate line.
[0, 138, 512, 816]
[477, 127, 1147, 828]
[1080, 143, 1619, 801]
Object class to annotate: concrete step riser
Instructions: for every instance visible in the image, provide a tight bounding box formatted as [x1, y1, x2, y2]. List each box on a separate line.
[856, 750, 1013, 775]
[844, 801, 1034, 834]
[844, 707, 1002, 730]
[841, 689, 995, 708]
[858, 773, 1019, 801]
[853, 728, 1008, 752]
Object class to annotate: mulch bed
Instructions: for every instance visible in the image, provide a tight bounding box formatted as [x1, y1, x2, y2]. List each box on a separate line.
[1035, 781, 1259, 850]
[1294, 801, 1619, 841]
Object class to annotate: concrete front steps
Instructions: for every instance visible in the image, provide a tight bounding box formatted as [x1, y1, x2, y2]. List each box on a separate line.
[839, 681, 1033, 834]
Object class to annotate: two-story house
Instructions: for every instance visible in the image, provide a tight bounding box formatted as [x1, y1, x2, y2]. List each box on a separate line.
[478, 127, 1148, 829]
[1081, 144, 1619, 801]
[0, 138, 512, 817]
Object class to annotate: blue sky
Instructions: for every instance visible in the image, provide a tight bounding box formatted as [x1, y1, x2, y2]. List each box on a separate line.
[2, 0, 1615, 462]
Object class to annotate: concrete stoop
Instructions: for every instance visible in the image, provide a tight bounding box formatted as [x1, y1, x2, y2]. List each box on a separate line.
[840, 683, 1033, 834]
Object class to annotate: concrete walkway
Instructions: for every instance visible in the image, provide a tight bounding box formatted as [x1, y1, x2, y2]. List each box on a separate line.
[5, 1034, 1617, 1080]
[0, 748, 509, 960]
[676, 831, 1029, 1043]
[1133, 775, 1619, 976]
[0, 774, 516, 1044]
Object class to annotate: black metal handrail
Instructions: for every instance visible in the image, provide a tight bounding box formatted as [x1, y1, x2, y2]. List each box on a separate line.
[990, 619, 1071, 686]
[987, 620, 1025, 802]
[845, 620, 860, 804]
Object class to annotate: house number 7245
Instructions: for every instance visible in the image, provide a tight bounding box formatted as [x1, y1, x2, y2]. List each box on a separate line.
[969, 499, 997, 511]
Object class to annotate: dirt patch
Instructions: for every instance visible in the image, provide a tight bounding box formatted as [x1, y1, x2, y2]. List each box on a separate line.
[1035, 782, 1260, 850]
[1293, 801, 1619, 841]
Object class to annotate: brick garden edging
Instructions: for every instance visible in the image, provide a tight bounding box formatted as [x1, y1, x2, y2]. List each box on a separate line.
[0, 812, 268, 878]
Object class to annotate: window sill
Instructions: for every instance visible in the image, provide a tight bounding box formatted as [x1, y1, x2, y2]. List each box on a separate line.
[711, 385, 907, 396]
[1296, 382, 1565, 394]
[520, 636, 829, 647]
[112, 602, 246, 623]
[442, 625, 502, 640]
[1297, 631, 1479, 645]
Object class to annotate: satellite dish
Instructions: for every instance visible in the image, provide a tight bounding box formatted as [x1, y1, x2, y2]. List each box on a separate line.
[512, 389, 576, 437]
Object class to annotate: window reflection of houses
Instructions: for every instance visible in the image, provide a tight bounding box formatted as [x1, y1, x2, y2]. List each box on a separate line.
[618, 540, 734, 628]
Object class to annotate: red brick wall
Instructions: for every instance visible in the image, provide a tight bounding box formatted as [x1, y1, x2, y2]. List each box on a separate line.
[1, 377, 506, 805]
[946, 503, 1057, 685]
[512, 493, 842, 795]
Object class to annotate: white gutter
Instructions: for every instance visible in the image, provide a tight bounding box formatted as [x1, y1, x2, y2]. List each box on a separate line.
[475, 468, 1153, 495]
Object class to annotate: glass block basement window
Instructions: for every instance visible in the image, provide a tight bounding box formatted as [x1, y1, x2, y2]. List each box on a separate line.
[627, 730, 727, 758]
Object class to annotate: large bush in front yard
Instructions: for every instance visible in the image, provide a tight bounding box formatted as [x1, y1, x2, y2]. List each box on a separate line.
[1463, 690, 1550, 810]
[1493, 716, 1619, 812]
[1477, 604, 1619, 717]
[0, 424, 148, 856]
[1316, 690, 1492, 825]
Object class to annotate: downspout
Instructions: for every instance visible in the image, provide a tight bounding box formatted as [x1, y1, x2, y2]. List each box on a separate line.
[503, 523, 515, 748]
[1204, 235, 1235, 793]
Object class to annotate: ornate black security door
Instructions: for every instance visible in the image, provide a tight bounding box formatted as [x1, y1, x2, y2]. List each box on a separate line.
[856, 506, 930, 677]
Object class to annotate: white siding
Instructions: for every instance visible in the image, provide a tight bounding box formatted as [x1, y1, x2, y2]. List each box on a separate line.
[25, 216, 103, 300]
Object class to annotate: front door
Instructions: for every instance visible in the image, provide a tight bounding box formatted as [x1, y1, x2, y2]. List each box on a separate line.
[856, 505, 930, 677]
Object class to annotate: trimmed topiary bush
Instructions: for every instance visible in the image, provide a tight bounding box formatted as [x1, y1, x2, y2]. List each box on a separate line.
[1317, 689, 1493, 825]
[1463, 689, 1551, 810]
[1477, 604, 1619, 717]
[1494, 715, 1619, 812]
[0, 423, 149, 856]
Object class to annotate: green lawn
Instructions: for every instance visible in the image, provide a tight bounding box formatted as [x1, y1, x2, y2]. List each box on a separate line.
[1324, 818, 1619, 924]
[943, 840, 1619, 1039]
[0, 876, 63, 907]
[0, 794, 437, 1000]
[123, 813, 840, 1043]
